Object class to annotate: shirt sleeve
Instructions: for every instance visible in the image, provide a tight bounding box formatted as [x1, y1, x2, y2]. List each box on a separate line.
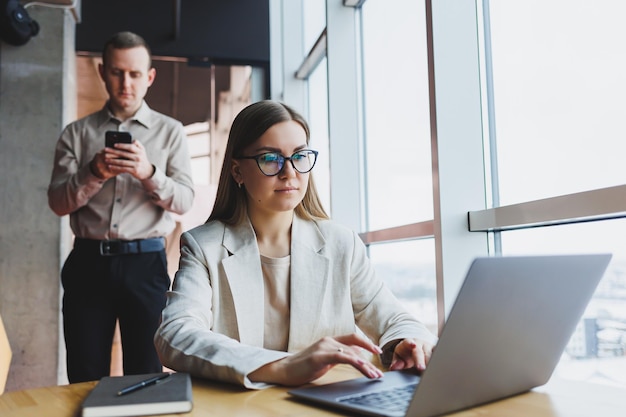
[140, 122, 194, 215]
[47, 124, 106, 217]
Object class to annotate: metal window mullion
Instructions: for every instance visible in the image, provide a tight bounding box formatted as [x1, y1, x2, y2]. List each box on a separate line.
[481, 0, 502, 253]
[326, 0, 364, 232]
[427, 0, 490, 330]
[269, 0, 307, 111]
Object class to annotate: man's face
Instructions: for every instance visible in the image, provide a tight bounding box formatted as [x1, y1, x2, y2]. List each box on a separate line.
[99, 46, 155, 119]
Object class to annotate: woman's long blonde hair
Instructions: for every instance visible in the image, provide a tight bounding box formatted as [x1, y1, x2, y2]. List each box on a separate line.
[207, 100, 329, 225]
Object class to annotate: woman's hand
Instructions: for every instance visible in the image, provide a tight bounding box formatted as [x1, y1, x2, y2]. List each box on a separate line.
[388, 338, 435, 372]
[248, 333, 384, 386]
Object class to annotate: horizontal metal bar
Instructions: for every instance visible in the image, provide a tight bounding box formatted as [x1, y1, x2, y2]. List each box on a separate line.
[468, 184, 626, 232]
[359, 220, 434, 245]
[295, 29, 327, 80]
[343, 0, 367, 7]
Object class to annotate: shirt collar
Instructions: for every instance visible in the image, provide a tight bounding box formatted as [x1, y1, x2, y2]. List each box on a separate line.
[96, 100, 153, 129]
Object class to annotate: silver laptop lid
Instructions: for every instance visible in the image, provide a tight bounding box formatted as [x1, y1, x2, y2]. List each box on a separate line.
[407, 254, 611, 417]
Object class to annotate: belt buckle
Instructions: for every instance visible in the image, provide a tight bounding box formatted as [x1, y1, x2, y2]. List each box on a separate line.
[99, 240, 121, 256]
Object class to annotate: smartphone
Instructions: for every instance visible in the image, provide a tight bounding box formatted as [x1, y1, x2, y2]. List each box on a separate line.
[105, 131, 132, 148]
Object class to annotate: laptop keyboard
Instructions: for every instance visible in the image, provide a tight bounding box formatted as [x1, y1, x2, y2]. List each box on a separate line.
[338, 383, 417, 413]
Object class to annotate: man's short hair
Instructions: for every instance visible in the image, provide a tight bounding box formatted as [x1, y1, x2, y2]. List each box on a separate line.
[102, 31, 152, 69]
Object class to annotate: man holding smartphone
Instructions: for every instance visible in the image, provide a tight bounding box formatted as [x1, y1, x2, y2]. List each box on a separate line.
[47, 31, 194, 383]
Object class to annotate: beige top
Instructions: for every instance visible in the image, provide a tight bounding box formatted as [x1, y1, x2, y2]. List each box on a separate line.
[261, 254, 291, 351]
[47, 102, 194, 240]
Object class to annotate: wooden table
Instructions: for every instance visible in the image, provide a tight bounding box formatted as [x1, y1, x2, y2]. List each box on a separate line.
[1, 365, 626, 417]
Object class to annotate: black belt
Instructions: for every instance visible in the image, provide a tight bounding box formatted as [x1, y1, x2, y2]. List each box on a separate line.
[74, 237, 165, 256]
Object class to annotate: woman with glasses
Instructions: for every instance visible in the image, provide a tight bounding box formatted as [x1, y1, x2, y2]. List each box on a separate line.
[155, 100, 437, 388]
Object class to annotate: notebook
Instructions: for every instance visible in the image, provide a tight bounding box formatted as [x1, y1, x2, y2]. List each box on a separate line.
[81, 372, 193, 417]
[289, 254, 612, 417]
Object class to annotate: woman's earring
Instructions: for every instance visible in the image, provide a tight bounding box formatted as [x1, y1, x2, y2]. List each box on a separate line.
[238, 182, 242, 189]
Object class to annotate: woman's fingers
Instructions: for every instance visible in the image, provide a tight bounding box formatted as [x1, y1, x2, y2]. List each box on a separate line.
[258, 335, 385, 386]
[254, 335, 437, 387]
[333, 342, 383, 379]
[333, 333, 383, 355]
[389, 339, 434, 371]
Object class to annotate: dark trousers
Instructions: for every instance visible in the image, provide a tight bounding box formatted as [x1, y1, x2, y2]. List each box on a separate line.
[61, 246, 170, 383]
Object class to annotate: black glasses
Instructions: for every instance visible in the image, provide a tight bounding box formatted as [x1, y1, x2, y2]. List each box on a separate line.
[238, 150, 318, 176]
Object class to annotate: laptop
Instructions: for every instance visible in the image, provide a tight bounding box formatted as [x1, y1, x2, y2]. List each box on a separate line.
[288, 254, 612, 417]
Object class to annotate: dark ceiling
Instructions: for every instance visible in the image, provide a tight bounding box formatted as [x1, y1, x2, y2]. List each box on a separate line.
[75, 0, 269, 64]
[75, 0, 270, 126]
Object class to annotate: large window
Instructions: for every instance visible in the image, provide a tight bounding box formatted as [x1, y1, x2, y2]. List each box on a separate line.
[369, 240, 438, 333]
[287, 0, 626, 390]
[361, 0, 433, 229]
[488, 0, 626, 204]
[359, 0, 436, 330]
[485, 0, 626, 387]
[307, 57, 331, 213]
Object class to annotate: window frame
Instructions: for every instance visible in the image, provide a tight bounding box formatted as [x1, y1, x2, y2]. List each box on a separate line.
[270, 0, 626, 333]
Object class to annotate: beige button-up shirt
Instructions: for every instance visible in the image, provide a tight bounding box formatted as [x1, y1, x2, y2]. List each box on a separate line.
[48, 102, 194, 240]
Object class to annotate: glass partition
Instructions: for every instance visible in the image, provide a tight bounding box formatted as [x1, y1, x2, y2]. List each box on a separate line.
[487, 0, 626, 205]
[361, 0, 433, 230]
[368, 239, 438, 334]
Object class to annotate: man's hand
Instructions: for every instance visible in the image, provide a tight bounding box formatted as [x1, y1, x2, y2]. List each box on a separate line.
[103, 140, 155, 180]
[89, 150, 115, 180]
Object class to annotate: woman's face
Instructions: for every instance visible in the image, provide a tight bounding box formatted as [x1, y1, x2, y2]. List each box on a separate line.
[232, 120, 311, 217]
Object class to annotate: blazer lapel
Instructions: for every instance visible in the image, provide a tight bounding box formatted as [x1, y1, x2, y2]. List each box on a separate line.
[288, 216, 330, 350]
[219, 216, 331, 351]
[221, 220, 265, 347]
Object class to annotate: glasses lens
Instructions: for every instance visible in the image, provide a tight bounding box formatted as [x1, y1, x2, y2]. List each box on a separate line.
[291, 150, 317, 173]
[257, 153, 284, 175]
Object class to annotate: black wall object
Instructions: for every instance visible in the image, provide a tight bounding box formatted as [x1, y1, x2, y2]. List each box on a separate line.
[0, 0, 39, 46]
[75, 0, 270, 66]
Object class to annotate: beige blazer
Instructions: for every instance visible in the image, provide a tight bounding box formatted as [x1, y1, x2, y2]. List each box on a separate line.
[155, 215, 436, 389]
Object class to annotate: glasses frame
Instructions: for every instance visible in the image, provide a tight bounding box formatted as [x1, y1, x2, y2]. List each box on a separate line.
[237, 150, 319, 177]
